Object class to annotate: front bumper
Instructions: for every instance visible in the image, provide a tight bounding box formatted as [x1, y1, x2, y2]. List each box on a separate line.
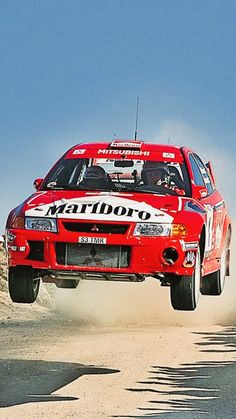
[6, 224, 199, 277]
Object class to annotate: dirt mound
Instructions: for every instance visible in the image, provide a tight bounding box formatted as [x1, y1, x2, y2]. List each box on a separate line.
[0, 248, 54, 322]
[0, 247, 7, 292]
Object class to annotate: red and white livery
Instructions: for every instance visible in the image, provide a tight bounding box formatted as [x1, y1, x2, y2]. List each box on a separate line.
[6, 140, 231, 310]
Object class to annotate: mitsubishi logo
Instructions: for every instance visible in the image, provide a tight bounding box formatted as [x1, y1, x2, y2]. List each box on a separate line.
[91, 224, 99, 232]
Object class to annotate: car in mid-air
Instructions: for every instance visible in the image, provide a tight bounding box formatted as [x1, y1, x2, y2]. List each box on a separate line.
[6, 140, 231, 310]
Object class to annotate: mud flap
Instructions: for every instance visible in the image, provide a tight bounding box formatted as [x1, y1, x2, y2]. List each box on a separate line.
[226, 248, 230, 276]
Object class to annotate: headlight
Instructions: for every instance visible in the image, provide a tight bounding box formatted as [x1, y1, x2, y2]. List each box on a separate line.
[133, 223, 187, 237]
[134, 223, 171, 236]
[25, 217, 57, 232]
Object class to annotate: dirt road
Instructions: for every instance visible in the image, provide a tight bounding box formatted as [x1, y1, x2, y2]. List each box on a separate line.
[0, 276, 236, 419]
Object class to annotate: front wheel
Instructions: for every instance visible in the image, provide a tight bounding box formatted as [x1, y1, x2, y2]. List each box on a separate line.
[8, 266, 40, 303]
[170, 249, 201, 310]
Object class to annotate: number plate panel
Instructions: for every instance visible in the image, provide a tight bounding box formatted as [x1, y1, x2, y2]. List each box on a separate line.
[78, 236, 107, 244]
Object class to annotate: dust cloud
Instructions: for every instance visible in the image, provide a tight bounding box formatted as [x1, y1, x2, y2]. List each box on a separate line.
[54, 243, 236, 328]
[54, 225, 236, 329]
[54, 122, 236, 327]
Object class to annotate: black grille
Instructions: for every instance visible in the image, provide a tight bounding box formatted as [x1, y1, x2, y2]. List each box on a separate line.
[27, 241, 44, 261]
[63, 222, 129, 234]
[56, 243, 130, 268]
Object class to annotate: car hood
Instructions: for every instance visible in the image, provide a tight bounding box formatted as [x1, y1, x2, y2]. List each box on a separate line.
[24, 190, 190, 224]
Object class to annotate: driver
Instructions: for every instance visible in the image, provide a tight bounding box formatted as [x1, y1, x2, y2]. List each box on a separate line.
[141, 161, 171, 187]
[81, 165, 111, 189]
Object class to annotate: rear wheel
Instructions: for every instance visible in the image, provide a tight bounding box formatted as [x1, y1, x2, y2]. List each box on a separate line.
[200, 245, 227, 296]
[170, 248, 201, 310]
[8, 266, 40, 303]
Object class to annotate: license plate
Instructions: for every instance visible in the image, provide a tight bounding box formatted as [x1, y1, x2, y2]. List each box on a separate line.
[78, 236, 107, 244]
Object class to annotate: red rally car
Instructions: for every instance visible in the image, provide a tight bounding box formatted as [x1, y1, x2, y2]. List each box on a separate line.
[6, 140, 231, 310]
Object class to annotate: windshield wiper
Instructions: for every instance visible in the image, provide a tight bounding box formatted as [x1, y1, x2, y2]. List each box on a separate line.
[45, 183, 117, 191]
[137, 186, 177, 196]
[111, 184, 162, 194]
[45, 182, 91, 190]
[66, 185, 118, 191]
[46, 182, 66, 190]
[45, 182, 173, 195]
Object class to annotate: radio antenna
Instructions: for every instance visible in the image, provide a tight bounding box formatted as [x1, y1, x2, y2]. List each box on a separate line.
[134, 96, 139, 141]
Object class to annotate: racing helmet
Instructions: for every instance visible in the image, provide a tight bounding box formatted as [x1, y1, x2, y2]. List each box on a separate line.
[141, 161, 170, 186]
[82, 165, 109, 188]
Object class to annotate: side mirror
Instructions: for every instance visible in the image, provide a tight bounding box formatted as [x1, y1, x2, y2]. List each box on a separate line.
[193, 185, 208, 200]
[206, 161, 216, 186]
[33, 178, 44, 190]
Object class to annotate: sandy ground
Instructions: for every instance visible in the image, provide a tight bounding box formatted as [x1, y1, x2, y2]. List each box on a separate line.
[0, 247, 236, 418]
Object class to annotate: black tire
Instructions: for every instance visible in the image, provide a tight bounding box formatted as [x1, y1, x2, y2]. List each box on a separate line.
[8, 266, 40, 303]
[170, 249, 201, 311]
[55, 279, 79, 289]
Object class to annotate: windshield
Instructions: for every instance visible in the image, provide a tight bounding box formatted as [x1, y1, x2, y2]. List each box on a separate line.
[41, 157, 191, 196]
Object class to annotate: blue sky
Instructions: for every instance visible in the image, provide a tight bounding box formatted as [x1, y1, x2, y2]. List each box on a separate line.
[0, 0, 236, 229]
